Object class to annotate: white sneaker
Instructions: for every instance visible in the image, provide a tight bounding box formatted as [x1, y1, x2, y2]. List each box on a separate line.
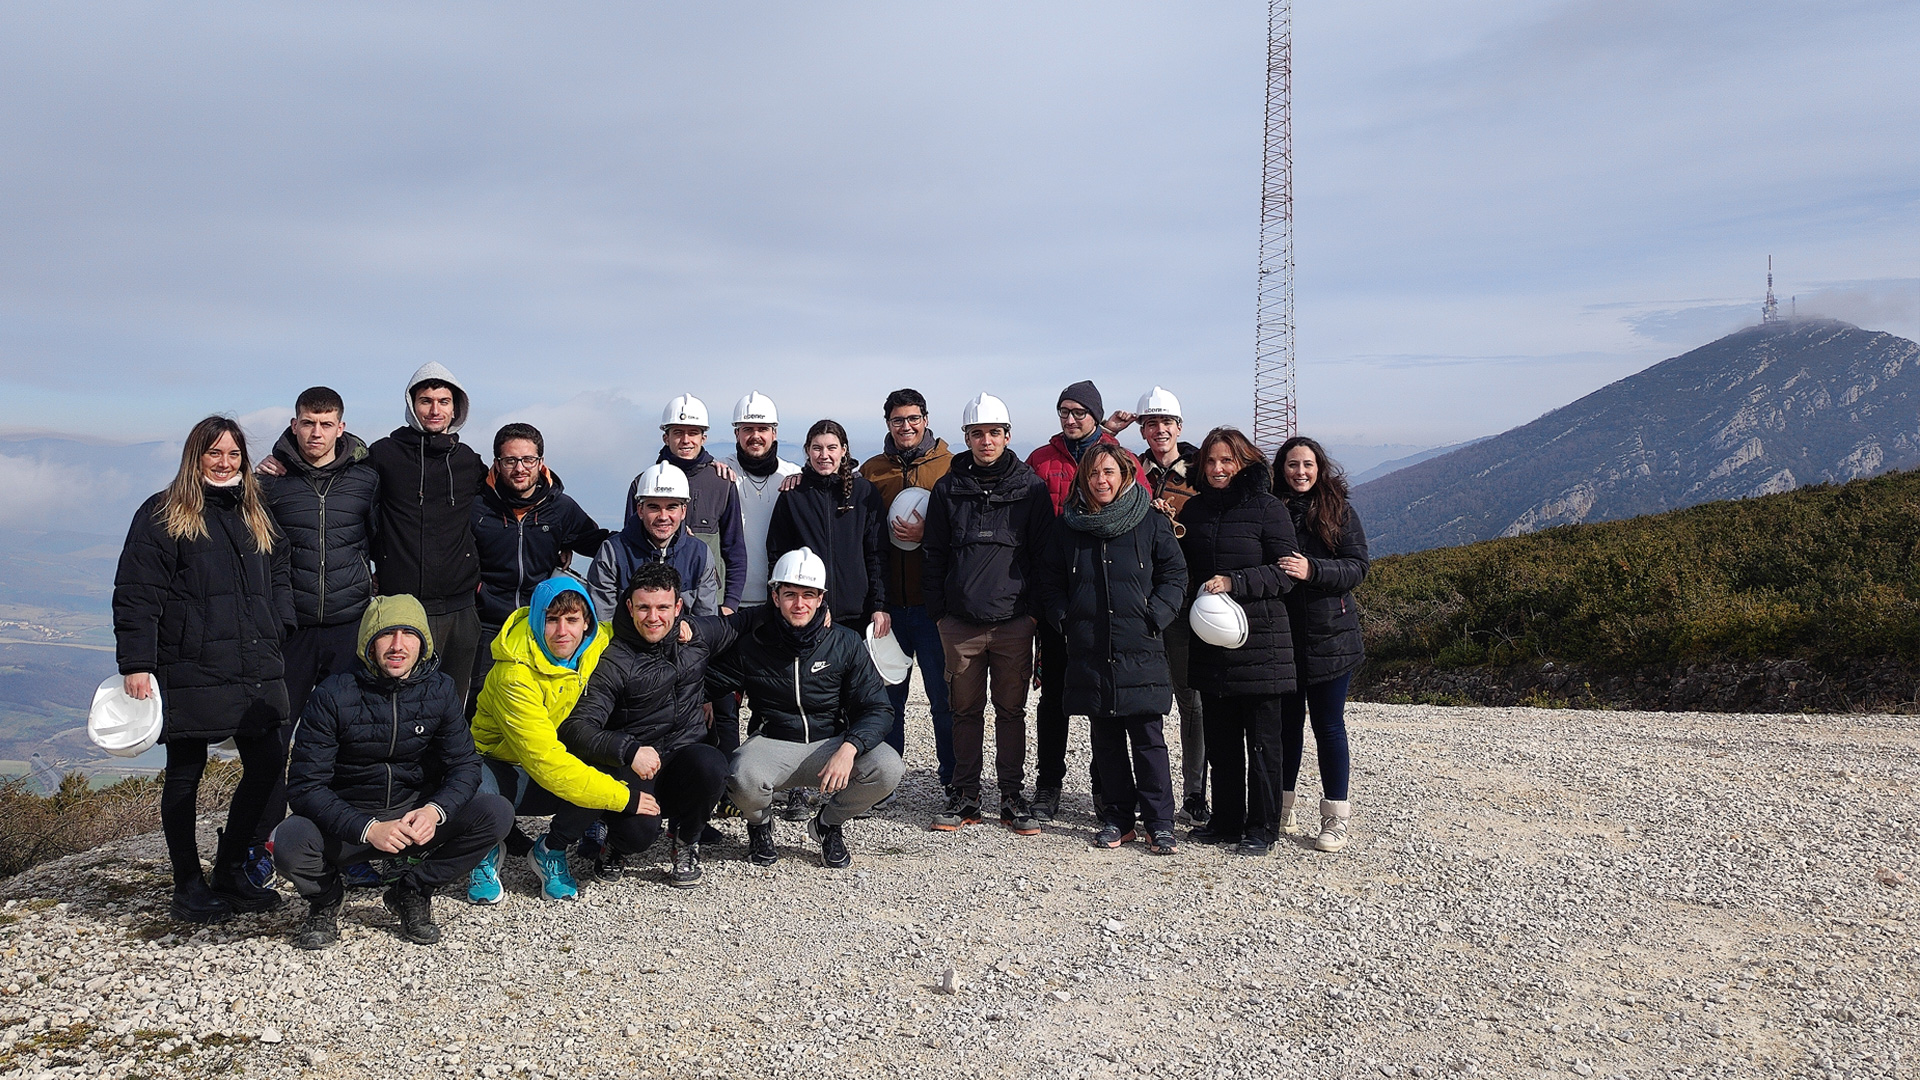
[1278, 790, 1302, 836]
[1314, 799, 1350, 852]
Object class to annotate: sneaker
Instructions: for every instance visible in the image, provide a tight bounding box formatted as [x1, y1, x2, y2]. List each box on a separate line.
[1314, 799, 1351, 853]
[1030, 787, 1061, 823]
[210, 865, 284, 914]
[594, 850, 628, 881]
[1147, 830, 1179, 856]
[343, 861, 386, 889]
[806, 814, 852, 869]
[1092, 824, 1135, 849]
[714, 796, 743, 820]
[169, 876, 234, 924]
[1235, 835, 1275, 858]
[527, 835, 578, 901]
[467, 843, 505, 904]
[999, 796, 1042, 836]
[1179, 795, 1212, 828]
[929, 791, 982, 832]
[577, 819, 610, 861]
[292, 894, 342, 950]
[1278, 791, 1302, 837]
[746, 820, 778, 867]
[668, 839, 703, 887]
[698, 823, 725, 845]
[781, 789, 814, 822]
[1189, 823, 1237, 845]
[242, 844, 276, 890]
[382, 884, 441, 945]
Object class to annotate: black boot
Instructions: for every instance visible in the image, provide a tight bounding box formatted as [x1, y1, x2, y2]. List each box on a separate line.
[169, 875, 234, 924]
[382, 884, 441, 945]
[210, 828, 284, 913]
[746, 820, 778, 867]
[293, 890, 342, 950]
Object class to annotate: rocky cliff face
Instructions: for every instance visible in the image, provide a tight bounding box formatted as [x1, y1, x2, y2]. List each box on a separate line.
[1352, 319, 1920, 554]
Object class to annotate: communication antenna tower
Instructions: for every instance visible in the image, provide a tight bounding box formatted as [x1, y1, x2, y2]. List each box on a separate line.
[1761, 255, 1781, 323]
[1253, 0, 1296, 454]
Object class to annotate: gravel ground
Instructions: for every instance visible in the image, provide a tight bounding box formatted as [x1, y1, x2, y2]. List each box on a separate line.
[2, 696, 1915, 1080]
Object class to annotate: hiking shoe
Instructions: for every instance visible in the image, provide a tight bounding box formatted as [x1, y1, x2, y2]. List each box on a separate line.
[669, 839, 703, 887]
[577, 819, 610, 861]
[343, 861, 385, 889]
[242, 844, 276, 890]
[382, 885, 440, 945]
[527, 834, 578, 901]
[467, 843, 505, 904]
[1147, 830, 1179, 856]
[1189, 822, 1236, 845]
[169, 876, 234, 924]
[781, 789, 814, 822]
[210, 866, 284, 914]
[1092, 824, 1135, 849]
[1000, 796, 1041, 836]
[1031, 787, 1061, 823]
[930, 791, 982, 832]
[594, 850, 629, 881]
[1314, 799, 1351, 853]
[714, 796, 743, 820]
[292, 894, 341, 950]
[746, 820, 778, 867]
[1235, 835, 1275, 858]
[1279, 791, 1302, 837]
[1179, 795, 1212, 828]
[807, 814, 852, 869]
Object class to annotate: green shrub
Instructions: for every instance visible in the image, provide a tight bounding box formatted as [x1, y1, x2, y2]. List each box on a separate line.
[0, 761, 241, 879]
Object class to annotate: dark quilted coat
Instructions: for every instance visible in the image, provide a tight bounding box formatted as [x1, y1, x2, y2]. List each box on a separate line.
[112, 486, 295, 740]
[920, 456, 1055, 623]
[1282, 493, 1370, 685]
[1174, 461, 1298, 697]
[471, 469, 607, 628]
[705, 608, 894, 752]
[263, 429, 380, 628]
[1035, 501, 1188, 718]
[765, 468, 888, 621]
[559, 611, 743, 770]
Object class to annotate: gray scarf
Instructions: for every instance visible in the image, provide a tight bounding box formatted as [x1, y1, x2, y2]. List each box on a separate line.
[1063, 482, 1150, 539]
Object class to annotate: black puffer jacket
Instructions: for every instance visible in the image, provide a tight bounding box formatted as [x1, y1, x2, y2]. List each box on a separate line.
[112, 486, 295, 741]
[1175, 462, 1299, 697]
[559, 610, 743, 771]
[920, 454, 1055, 623]
[367, 426, 488, 615]
[705, 607, 893, 752]
[264, 429, 381, 629]
[1282, 493, 1370, 685]
[1035, 495, 1188, 718]
[472, 469, 608, 628]
[765, 468, 887, 620]
[284, 596, 480, 841]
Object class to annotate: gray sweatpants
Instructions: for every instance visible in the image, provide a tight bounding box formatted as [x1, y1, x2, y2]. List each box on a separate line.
[728, 736, 905, 829]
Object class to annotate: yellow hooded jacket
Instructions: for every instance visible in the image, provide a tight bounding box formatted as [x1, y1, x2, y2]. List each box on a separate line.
[470, 604, 626, 811]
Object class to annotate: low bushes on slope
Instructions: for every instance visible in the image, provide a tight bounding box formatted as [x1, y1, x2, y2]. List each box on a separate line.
[0, 763, 239, 879]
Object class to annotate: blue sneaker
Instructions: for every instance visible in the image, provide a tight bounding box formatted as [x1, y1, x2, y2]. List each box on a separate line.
[467, 843, 504, 905]
[527, 835, 577, 901]
[242, 845, 276, 890]
[343, 861, 385, 889]
[577, 819, 609, 861]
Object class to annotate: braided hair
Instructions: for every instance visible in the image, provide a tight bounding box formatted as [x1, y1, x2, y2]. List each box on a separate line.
[806, 419, 857, 514]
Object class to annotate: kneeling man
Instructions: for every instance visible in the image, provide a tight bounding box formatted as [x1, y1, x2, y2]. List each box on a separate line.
[275, 595, 513, 948]
[710, 548, 904, 869]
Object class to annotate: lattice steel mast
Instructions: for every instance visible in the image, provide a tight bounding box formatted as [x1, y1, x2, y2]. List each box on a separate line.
[1253, 0, 1296, 454]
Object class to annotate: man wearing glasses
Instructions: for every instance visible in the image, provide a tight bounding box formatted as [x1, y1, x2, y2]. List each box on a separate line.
[858, 389, 957, 794]
[469, 422, 609, 715]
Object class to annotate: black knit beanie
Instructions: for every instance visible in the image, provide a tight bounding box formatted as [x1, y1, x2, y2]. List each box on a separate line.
[1058, 380, 1103, 422]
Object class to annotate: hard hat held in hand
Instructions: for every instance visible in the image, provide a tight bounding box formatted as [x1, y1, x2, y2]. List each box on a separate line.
[961, 393, 1011, 429]
[661, 393, 710, 429]
[1136, 386, 1182, 420]
[732, 391, 778, 427]
[88, 675, 163, 758]
[887, 487, 932, 551]
[770, 546, 829, 590]
[866, 622, 912, 684]
[1189, 591, 1249, 649]
[634, 462, 691, 502]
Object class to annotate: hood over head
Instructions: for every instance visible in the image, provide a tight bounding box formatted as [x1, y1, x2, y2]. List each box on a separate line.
[528, 576, 597, 671]
[356, 594, 436, 680]
[403, 361, 471, 435]
[272, 427, 370, 475]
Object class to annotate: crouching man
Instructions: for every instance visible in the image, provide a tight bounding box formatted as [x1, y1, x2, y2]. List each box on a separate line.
[274, 595, 513, 949]
[709, 547, 904, 868]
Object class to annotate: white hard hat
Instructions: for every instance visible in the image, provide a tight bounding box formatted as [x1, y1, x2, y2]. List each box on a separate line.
[865, 622, 912, 685]
[1136, 386, 1183, 420]
[633, 462, 691, 502]
[88, 675, 163, 759]
[732, 391, 778, 427]
[961, 393, 1012, 430]
[887, 487, 932, 551]
[661, 393, 710, 429]
[770, 546, 829, 591]
[1189, 592, 1249, 649]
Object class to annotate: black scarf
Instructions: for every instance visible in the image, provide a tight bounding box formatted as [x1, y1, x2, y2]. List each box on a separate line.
[778, 603, 830, 654]
[492, 470, 551, 512]
[656, 445, 713, 475]
[735, 442, 783, 478]
[955, 448, 1016, 483]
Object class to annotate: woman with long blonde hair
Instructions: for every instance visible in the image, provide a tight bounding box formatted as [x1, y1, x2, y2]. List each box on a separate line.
[114, 416, 295, 923]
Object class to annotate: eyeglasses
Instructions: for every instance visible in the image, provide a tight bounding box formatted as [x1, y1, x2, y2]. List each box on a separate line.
[886, 414, 925, 427]
[497, 456, 542, 469]
[1057, 408, 1092, 421]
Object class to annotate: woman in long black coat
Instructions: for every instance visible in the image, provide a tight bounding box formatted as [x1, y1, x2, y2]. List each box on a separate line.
[1273, 436, 1370, 853]
[1037, 443, 1187, 854]
[114, 416, 295, 923]
[1175, 426, 1298, 856]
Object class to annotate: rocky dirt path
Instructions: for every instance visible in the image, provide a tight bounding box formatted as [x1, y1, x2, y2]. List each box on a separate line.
[2, 701, 1915, 1080]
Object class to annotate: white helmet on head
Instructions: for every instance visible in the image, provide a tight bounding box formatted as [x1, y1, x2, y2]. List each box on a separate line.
[661, 394, 710, 430]
[732, 391, 778, 427]
[1137, 386, 1182, 420]
[770, 546, 829, 591]
[961, 393, 1012, 430]
[633, 462, 690, 502]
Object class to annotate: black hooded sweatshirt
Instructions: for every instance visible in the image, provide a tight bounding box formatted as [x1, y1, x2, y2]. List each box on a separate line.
[367, 426, 488, 616]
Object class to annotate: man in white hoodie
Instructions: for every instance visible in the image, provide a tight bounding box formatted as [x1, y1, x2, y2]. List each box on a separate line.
[715, 392, 801, 762]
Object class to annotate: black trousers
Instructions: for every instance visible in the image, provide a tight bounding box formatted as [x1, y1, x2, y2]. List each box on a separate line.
[464, 620, 505, 721]
[162, 733, 282, 886]
[1089, 714, 1176, 832]
[426, 605, 482, 714]
[254, 621, 360, 846]
[272, 794, 514, 900]
[1034, 621, 1070, 793]
[1200, 693, 1285, 843]
[547, 743, 729, 853]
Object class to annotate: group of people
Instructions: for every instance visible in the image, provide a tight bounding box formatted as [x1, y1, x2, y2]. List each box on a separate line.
[111, 364, 1368, 951]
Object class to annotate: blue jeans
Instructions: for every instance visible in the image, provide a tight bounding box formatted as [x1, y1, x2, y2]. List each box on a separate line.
[1278, 672, 1353, 801]
[883, 604, 954, 786]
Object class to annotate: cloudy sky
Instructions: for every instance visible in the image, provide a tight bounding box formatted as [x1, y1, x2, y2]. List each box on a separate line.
[2, 1, 1917, 532]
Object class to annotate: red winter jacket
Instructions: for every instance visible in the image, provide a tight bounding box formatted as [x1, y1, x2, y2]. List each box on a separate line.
[1026, 432, 1151, 514]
